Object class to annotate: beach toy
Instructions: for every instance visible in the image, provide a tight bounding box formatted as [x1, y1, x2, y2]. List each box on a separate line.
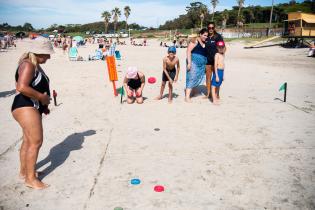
[106, 56, 119, 96]
[279, 82, 287, 102]
[154, 128, 160, 131]
[130, 178, 141, 185]
[154, 185, 165, 192]
[114, 207, 123, 210]
[148, 77, 156, 84]
[53, 90, 57, 106]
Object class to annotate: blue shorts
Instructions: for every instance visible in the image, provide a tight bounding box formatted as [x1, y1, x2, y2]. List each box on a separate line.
[211, 69, 224, 87]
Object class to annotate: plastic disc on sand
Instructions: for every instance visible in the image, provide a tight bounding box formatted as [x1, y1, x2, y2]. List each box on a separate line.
[114, 207, 123, 210]
[148, 77, 156, 84]
[154, 185, 165, 192]
[131, 178, 141, 185]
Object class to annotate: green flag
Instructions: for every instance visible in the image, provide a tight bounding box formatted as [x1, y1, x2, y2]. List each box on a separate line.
[121, 86, 124, 96]
[279, 83, 286, 92]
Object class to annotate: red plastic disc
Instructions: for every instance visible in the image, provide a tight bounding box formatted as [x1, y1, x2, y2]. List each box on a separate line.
[148, 77, 156, 84]
[154, 185, 164, 192]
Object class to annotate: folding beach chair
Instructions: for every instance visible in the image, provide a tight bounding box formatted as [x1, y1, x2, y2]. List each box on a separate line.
[69, 47, 78, 61]
[115, 50, 122, 60]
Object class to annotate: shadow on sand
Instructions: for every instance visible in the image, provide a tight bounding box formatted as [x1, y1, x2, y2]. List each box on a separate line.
[36, 130, 96, 180]
[0, 89, 16, 98]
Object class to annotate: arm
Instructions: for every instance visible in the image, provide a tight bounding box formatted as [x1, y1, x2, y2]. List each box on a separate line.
[214, 54, 219, 82]
[186, 42, 195, 71]
[139, 72, 145, 92]
[16, 62, 50, 105]
[123, 76, 132, 96]
[174, 58, 180, 82]
[162, 58, 173, 83]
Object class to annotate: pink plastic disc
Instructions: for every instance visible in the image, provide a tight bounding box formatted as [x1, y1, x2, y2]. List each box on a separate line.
[154, 185, 165, 192]
[148, 77, 156, 84]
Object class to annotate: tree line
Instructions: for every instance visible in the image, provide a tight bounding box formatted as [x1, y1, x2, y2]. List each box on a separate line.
[159, 0, 315, 30]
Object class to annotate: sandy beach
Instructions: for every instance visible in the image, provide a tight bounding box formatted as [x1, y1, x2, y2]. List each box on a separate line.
[0, 39, 315, 210]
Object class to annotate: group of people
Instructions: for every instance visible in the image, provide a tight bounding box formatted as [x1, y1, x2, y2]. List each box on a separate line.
[124, 22, 226, 105]
[0, 33, 16, 51]
[10, 22, 225, 189]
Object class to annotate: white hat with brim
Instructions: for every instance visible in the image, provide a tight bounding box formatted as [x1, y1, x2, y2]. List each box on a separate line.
[126, 66, 138, 79]
[188, 34, 197, 38]
[21, 37, 55, 54]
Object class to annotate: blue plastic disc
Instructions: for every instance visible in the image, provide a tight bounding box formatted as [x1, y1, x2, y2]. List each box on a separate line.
[131, 178, 141, 185]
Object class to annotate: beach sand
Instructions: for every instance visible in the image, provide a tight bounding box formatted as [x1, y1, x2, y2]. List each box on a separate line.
[0, 39, 314, 210]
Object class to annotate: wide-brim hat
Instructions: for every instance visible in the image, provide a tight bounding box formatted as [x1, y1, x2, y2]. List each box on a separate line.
[188, 34, 197, 38]
[22, 37, 54, 54]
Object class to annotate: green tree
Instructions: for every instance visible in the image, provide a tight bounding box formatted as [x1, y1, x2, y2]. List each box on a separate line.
[221, 9, 229, 28]
[23, 22, 34, 31]
[211, 0, 219, 21]
[237, 0, 245, 24]
[186, 2, 209, 28]
[101, 11, 111, 33]
[112, 7, 121, 33]
[124, 6, 131, 31]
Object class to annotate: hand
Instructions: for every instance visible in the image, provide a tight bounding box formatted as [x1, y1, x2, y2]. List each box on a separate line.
[39, 92, 50, 105]
[187, 63, 191, 71]
[127, 89, 133, 97]
[174, 77, 178, 83]
[136, 88, 142, 97]
[216, 77, 219, 82]
[169, 80, 174, 85]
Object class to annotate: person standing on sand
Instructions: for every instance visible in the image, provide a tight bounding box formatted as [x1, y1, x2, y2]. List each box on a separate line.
[11, 37, 54, 189]
[205, 22, 224, 99]
[123, 67, 145, 104]
[185, 28, 208, 103]
[155, 46, 180, 103]
[212, 41, 226, 105]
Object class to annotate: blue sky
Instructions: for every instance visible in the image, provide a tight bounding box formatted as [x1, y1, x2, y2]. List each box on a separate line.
[0, 0, 301, 29]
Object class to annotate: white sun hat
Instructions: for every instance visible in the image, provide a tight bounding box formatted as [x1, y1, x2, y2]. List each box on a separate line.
[22, 37, 55, 54]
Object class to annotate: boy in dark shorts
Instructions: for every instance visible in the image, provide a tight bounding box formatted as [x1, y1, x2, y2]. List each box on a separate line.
[155, 46, 180, 103]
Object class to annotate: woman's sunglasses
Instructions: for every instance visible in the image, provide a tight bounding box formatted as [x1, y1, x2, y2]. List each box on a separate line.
[208, 27, 215, 29]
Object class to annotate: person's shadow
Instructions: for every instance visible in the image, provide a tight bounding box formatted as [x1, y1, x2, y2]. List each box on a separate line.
[36, 130, 96, 180]
[0, 89, 15, 98]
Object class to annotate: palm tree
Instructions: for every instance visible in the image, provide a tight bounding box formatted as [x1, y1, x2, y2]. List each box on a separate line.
[101, 11, 111, 34]
[237, 0, 245, 24]
[200, 5, 208, 28]
[221, 9, 229, 29]
[112, 7, 121, 33]
[211, 0, 219, 21]
[124, 6, 131, 31]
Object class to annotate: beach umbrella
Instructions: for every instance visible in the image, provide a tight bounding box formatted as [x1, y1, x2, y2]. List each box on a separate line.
[41, 34, 49, 38]
[73, 36, 84, 42]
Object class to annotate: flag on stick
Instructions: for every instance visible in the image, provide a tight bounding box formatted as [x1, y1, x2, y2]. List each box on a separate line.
[279, 82, 287, 102]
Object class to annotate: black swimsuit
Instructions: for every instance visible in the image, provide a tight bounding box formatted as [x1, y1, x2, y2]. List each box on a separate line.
[11, 62, 50, 114]
[162, 67, 176, 82]
[127, 73, 142, 90]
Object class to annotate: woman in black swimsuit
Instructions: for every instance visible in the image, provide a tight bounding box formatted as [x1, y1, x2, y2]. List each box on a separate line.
[11, 37, 54, 189]
[123, 67, 145, 104]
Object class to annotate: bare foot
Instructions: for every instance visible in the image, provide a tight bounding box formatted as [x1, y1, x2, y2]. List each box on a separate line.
[19, 172, 43, 180]
[213, 100, 220, 105]
[185, 98, 192, 103]
[168, 99, 173, 104]
[155, 95, 162, 100]
[25, 179, 49, 190]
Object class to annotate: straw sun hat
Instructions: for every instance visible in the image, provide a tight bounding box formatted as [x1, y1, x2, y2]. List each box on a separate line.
[23, 37, 54, 54]
[188, 34, 197, 38]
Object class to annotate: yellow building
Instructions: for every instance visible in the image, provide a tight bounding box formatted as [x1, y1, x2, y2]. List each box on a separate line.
[284, 12, 315, 37]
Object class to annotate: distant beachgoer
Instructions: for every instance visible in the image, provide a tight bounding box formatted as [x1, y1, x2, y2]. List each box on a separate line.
[211, 41, 226, 105]
[205, 22, 224, 99]
[185, 29, 208, 103]
[123, 67, 145, 104]
[11, 37, 54, 189]
[155, 46, 180, 103]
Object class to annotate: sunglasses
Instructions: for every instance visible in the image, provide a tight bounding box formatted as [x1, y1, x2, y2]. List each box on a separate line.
[208, 27, 215, 29]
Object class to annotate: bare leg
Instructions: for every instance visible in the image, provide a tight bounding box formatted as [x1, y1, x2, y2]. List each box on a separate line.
[168, 83, 173, 103]
[185, 88, 192, 103]
[155, 82, 166, 100]
[204, 65, 212, 98]
[127, 97, 135, 104]
[211, 86, 219, 105]
[136, 96, 143, 104]
[12, 107, 49, 189]
[19, 135, 28, 179]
